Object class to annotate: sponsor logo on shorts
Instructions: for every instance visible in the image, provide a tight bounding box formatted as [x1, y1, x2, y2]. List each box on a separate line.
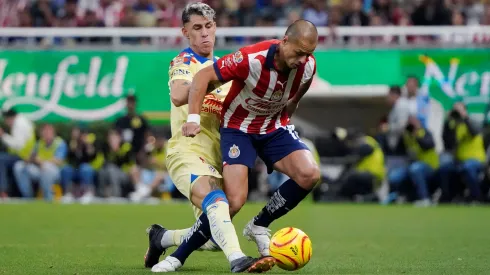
[228, 144, 240, 159]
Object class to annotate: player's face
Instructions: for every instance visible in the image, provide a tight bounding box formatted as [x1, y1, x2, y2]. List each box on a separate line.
[183, 15, 216, 57]
[281, 36, 317, 69]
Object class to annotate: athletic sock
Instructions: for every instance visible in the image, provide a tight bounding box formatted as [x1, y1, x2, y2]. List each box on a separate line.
[160, 228, 190, 248]
[203, 190, 246, 263]
[169, 214, 211, 264]
[254, 179, 311, 227]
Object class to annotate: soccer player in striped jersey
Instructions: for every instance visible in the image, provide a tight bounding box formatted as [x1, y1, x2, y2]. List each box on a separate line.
[145, 3, 274, 273]
[182, 20, 321, 259]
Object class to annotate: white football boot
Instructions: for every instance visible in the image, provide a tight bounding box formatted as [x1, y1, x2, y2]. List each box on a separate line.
[151, 256, 182, 273]
[243, 219, 271, 257]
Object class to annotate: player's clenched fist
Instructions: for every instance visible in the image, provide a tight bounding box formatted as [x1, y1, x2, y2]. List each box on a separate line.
[182, 122, 201, 137]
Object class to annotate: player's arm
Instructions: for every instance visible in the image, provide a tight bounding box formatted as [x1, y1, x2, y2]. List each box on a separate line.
[185, 50, 249, 132]
[187, 65, 222, 116]
[170, 79, 192, 107]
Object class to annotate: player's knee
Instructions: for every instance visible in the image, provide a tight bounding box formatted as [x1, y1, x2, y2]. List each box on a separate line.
[228, 194, 246, 218]
[201, 190, 228, 213]
[295, 164, 321, 190]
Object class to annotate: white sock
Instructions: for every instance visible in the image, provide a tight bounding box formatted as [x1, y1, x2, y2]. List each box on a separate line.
[206, 200, 246, 263]
[160, 228, 191, 248]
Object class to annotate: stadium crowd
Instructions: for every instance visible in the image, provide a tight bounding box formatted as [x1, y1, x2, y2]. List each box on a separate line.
[1, 0, 490, 37]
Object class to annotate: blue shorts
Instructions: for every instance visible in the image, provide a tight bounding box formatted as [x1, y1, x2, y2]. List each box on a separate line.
[221, 125, 309, 174]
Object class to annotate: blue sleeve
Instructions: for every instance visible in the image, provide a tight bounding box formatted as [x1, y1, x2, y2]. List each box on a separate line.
[54, 141, 68, 160]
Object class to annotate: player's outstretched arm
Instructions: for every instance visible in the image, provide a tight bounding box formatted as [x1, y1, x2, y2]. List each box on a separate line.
[188, 65, 220, 115]
[170, 79, 191, 107]
[182, 65, 220, 137]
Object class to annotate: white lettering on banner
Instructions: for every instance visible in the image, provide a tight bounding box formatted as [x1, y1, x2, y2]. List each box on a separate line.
[0, 55, 129, 121]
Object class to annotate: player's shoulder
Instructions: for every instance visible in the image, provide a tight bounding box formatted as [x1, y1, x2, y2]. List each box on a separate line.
[170, 48, 197, 67]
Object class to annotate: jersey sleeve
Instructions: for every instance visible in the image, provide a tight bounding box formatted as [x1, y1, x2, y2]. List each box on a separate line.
[212, 49, 249, 82]
[301, 55, 316, 85]
[168, 53, 194, 82]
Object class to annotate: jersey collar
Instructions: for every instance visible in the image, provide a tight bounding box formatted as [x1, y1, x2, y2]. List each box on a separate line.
[184, 47, 217, 63]
[265, 43, 278, 70]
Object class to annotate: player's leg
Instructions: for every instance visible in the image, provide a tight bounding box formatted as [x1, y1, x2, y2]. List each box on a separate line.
[149, 151, 273, 273]
[244, 126, 320, 256]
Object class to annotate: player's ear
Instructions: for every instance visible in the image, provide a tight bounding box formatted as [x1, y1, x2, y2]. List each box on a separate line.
[282, 35, 288, 44]
[181, 27, 189, 39]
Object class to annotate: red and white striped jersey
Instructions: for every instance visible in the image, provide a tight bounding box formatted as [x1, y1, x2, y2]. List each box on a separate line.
[212, 40, 316, 134]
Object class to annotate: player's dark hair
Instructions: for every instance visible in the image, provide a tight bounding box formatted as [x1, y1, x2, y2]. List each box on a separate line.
[2, 108, 17, 118]
[285, 19, 318, 40]
[182, 2, 216, 25]
[406, 75, 419, 84]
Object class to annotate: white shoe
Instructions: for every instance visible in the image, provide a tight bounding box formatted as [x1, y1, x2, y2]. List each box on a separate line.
[243, 219, 271, 257]
[151, 256, 182, 272]
[79, 192, 95, 205]
[414, 199, 431, 207]
[60, 193, 75, 204]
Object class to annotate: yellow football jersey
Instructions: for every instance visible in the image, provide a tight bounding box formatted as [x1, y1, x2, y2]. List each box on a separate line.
[166, 47, 230, 169]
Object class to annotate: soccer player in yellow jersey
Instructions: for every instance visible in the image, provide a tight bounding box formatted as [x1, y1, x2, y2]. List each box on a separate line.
[144, 3, 274, 273]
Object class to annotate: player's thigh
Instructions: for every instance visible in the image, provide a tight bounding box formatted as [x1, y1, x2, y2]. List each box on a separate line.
[261, 126, 320, 189]
[166, 153, 222, 208]
[220, 127, 257, 216]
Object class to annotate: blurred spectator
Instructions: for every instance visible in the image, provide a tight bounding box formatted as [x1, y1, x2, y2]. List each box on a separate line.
[342, 0, 370, 26]
[30, 0, 59, 27]
[335, 128, 386, 202]
[57, 0, 79, 27]
[0, 0, 28, 27]
[386, 116, 438, 207]
[60, 125, 102, 204]
[114, 95, 150, 155]
[78, 0, 124, 27]
[372, 0, 393, 24]
[129, 135, 170, 202]
[235, 0, 258, 27]
[13, 124, 67, 202]
[404, 76, 430, 129]
[379, 86, 410, 155]
[411, 0, 452, 26]
[439, 102, 486, 202]
[303, 0, 328, 26]
[98, 130, 134, 198]
[0, 109, 36, 199]
[261, 0, 293, 26]
[133, 0, 158, 27]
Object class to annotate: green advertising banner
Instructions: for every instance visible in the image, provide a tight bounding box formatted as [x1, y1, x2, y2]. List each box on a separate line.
[401, 49, 490, 121]
[0, 49, 488, 123]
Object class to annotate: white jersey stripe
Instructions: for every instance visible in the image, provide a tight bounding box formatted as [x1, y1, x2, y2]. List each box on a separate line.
[238, 51, 267, 131]
[258, 70, 279, 134]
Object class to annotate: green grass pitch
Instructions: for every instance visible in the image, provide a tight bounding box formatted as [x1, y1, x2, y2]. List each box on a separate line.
[0, 202, 489, 274]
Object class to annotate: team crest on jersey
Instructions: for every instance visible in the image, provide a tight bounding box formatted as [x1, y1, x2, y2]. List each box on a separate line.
[228, 144, 240, 159]
[233, 51, 243, 64]
[271, 90, 284, 101]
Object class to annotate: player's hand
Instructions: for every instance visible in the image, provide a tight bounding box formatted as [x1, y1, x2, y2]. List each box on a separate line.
[182, 122, 201, 137]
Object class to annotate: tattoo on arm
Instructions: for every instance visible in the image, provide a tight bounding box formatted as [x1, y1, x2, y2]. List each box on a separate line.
[208, 177, 222, 191]
[170, 80, 190, 86]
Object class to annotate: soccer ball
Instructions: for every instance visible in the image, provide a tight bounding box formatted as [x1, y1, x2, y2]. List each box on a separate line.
[269, 227, 312, 271]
